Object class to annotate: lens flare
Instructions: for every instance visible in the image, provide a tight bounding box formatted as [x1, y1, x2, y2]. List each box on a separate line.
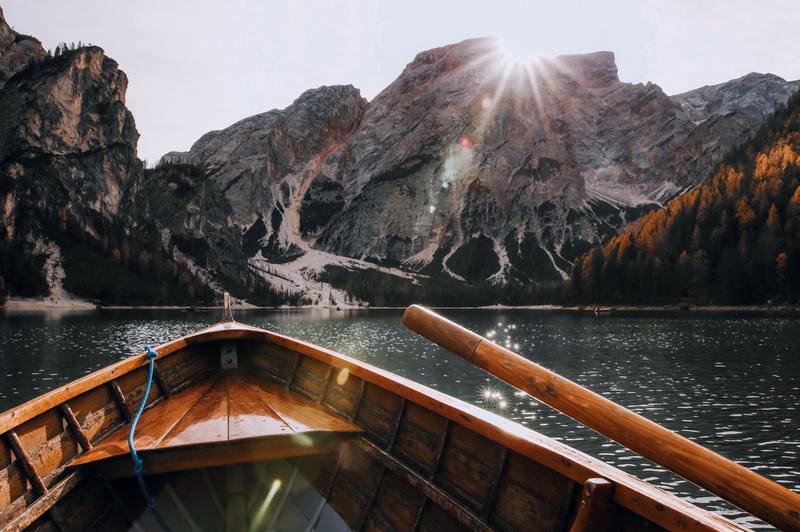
[251, 478, 282, 530]
[458, 136, 474, 148]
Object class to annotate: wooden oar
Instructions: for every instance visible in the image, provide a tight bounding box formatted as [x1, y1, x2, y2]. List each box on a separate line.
[402, 304, 800, 532]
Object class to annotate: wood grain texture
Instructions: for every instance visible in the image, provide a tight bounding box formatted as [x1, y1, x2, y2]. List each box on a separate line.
[570, 478, 614, 532]
[402, 304, 800, 532]
[58, 404, 91, 452]
[0, 471, 84, 532]
[106, 381, 131, 423]
[4, 431, 47, 496]
[490, 451, 577, 531]
[393, 403, 448, 477]
[71, 371, 360, 470]
[358, 439, 490, 532]
[91, 431, 355, 479]
[0, 319, 748, 531]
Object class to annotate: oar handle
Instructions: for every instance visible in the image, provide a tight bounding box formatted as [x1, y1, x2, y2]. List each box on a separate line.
[402, 305, 800, 532]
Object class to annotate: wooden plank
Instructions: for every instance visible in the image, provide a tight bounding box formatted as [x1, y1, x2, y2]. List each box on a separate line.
[0, 321, 242, 436]
[6, 410, 80, 494]
[354, 384, 404, 447]
[357, 467, 385, 530]
[387, 398, 407, 451]
[322, 370, 364, 419]
[0, 472, 84, 532]
[26, 437, 78, 492]
[349, 379, 367, 421]
[48, 473, 112, 532]
[157, 375, 228, 448]
[152, 362, 171, 399]
[0, 321, 745, 532]
[4, 431, 47, 496]
[327, 442, 383, 528]
[416, 500, 469, 532]
[93, 431, 355, 478]
[107, 381, 132, 423]
[357, 439, 490, 532]
[489, 451, 577, 532]
[364, 470, 425, 532]
[239, 341, 300, 383]
[68, 387, 122, 445]
[242, 374, 361, 434]
[228, 375, 292, 440]
[294, 450, 340, 496]
[252, 327, 759, 530]
[71, 372, 360, 468]
[403, 304, 798, 532]
[430, 419, 451, 480]
[393, 403, 447, 476]
[13, 411, 62, 459]
[157, 344, 217, 393]
[412, 497, 429, 531]
[116, 366, 160, 415]
[58, 404, 91, 452]
[0, 472, 34, 528]
[435, 423, 506, 512]
[290, 356, 333, 401]
[569, 478, 614, 532]
[481, 448, 507, 519]
[70, 375, 218, 466]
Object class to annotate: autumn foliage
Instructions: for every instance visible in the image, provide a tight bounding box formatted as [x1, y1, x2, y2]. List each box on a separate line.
[570, 92, 800, 304]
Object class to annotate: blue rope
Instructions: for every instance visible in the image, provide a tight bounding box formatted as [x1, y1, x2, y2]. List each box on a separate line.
[128, 346, 158, 507]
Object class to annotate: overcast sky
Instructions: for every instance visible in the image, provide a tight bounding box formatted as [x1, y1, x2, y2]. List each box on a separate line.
[5, 0, 800, 163]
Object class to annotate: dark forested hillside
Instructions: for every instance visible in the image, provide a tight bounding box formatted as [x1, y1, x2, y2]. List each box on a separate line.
[569, 92, 800, 304]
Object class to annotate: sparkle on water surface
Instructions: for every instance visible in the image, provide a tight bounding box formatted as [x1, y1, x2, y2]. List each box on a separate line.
[1, 308, 798, 529]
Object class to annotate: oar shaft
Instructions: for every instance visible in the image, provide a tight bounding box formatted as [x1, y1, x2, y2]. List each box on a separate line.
[402, 305, 800, 532]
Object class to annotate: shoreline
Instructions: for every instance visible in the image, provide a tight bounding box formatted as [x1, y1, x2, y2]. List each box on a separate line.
[2, 298, 799, 314]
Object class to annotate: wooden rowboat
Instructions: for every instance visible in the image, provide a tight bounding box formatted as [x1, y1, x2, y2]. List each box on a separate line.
[0, 305, 797, 531]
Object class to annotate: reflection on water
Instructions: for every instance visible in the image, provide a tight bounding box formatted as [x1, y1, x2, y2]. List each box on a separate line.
[1, 308, 798, 529]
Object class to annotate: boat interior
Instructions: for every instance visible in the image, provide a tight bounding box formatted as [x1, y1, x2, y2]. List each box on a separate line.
[0, 319, 761, 531]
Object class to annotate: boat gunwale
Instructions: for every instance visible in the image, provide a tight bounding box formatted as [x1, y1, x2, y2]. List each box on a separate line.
[0, 321, 743, 531]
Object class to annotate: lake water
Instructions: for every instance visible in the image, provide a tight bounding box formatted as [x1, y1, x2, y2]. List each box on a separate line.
[1, 308, 798, 529]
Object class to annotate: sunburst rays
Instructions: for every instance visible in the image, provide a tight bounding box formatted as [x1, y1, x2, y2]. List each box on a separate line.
[412, 38, 582, 252]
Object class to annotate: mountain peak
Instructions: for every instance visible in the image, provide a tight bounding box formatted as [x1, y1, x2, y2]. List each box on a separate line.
[0, 7, 45, 90]
[403, 39, 621, 89]
[554, 51, 619, 88]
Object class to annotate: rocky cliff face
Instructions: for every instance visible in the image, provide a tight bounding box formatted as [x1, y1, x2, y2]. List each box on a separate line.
[2, 14, 797, 305]
[0, 9, 217, 304]
[0, 5, 138, 295]
[0, 8, 45, 90]
[168, 38, 797, 296]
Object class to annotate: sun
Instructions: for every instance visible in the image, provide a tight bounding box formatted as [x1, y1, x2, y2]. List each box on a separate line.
[494, 36, 546, 67]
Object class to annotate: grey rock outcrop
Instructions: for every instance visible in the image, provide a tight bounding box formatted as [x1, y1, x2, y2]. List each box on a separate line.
[2, 12, 797, 304]
[0, 7, 45, 90]
[172, 38, 797, 287]
[0, 9, 215, 304]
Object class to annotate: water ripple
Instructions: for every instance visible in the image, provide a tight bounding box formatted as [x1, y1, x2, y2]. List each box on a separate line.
[1, 308, 797, 529]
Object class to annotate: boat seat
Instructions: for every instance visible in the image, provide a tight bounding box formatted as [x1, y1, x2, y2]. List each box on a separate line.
[70, 371, 362, 477]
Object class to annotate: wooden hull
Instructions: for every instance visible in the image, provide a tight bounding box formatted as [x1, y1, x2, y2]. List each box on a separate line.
[0, 321, 742, 531]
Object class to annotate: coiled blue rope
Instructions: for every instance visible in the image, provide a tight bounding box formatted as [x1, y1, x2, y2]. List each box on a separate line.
[128, 346, 158, 506]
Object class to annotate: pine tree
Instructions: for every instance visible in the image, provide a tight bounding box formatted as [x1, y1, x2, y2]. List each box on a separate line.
[569, 90, 800, 304]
